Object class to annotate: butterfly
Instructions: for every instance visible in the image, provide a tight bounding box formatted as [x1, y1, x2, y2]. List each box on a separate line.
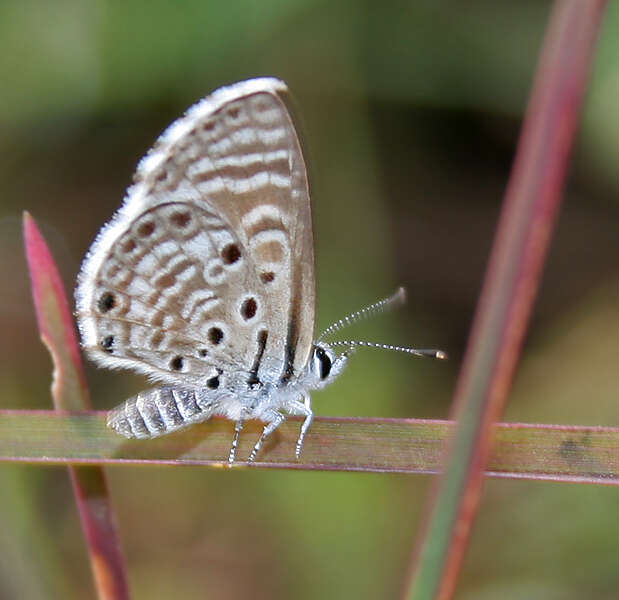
[75, 78, 445, 464]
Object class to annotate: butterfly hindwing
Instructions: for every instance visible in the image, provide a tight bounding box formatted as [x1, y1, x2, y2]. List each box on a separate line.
[81, 201, 270, 387]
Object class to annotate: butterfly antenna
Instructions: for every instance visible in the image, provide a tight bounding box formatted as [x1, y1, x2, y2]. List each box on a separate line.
[330, 340, 447, 360]
[318, 287, 407, 342]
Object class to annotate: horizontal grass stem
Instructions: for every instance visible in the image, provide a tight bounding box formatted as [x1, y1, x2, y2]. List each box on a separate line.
[0, 411, 616, 484]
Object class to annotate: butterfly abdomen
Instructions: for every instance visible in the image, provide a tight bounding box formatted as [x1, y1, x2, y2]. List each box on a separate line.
[107, 387, 211, 439]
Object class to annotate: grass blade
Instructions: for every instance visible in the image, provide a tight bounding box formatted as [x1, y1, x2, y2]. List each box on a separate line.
[24, 213, 130, 600]
[403, 2, 609, 598]
[0, 411, 617, 484]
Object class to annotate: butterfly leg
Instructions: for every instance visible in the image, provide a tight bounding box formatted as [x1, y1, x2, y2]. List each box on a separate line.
[248, 410, 285, 463]
[229, 412, 249, 464]
[287, 392, 313, 459]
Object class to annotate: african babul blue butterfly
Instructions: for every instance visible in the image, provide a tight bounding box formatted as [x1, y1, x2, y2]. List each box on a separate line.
[75, 78, 445, 463]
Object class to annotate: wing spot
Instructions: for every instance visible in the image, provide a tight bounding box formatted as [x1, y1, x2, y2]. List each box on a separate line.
[221, 243, 241, 265]
[255, 239, 284, 263]
[138, 222, 155, 237]
[105, 263, 122, 279]
[208, 327, 224, 345]
[228, 107, 240, 119]
[170, 356, 184, 371]
[206, 375, 220, 389]
[101, 335, 114, 353]
[260, 271, 275, 284]
[203, 120, 215, 131]
[97, 292, 116, 313]
[241, 297, 257, 320]
[155, 272, 176, 288]
[209, 264, 223, 278]
[122, 238, 137, 253]
[198, 349, 208, 358]
[170, 211, 192, 227]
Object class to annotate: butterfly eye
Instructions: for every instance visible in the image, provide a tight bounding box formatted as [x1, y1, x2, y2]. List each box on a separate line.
[312, 346, 332, 381]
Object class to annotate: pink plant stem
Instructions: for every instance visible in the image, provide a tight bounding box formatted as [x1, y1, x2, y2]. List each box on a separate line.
[404, 2, 608, 599]
[24, 213, 130, 599]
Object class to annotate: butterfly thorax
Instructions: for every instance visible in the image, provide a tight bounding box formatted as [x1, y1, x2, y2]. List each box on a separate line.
[218, 342, 347, 413]
[214, 342, 347, 424]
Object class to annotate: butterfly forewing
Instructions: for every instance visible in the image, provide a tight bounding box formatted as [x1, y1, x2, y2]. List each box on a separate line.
[76, 78, 315, 389]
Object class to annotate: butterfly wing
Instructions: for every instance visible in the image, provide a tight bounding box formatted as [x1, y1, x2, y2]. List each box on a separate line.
[75, 78, 315, 389]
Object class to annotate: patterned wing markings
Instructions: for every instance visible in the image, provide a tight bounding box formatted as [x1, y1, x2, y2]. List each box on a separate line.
[76, 79, 314, 390]
[129, 79, 315, 382]
[79, 202, 281, 387]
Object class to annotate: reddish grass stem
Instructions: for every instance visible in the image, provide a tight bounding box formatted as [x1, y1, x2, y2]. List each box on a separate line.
[403, 2, 609, 599]
[24, 214, 130, 600]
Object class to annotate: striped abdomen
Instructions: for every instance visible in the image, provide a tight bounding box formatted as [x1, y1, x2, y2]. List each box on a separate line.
[107, 387, 212, 439]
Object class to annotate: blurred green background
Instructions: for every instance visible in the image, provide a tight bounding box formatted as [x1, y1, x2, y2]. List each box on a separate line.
[1, 1, 619, 598]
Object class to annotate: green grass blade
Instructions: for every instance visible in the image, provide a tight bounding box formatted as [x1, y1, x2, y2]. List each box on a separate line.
[0, 411, 617, 484]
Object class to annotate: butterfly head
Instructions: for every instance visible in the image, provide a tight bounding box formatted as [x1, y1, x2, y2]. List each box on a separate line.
[306, 288, 447, 391]
[306, 342, 350, 390]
